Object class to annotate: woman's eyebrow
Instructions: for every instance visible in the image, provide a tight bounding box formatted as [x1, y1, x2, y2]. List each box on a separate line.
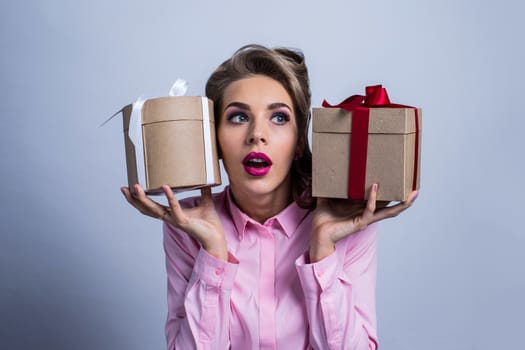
[224, 102, 250, 110]
[224, 101, 292, 111]
[268, 102, 292, 111]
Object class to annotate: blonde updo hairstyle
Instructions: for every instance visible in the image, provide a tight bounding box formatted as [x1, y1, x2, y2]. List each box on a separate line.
[205, 44, 314, 208]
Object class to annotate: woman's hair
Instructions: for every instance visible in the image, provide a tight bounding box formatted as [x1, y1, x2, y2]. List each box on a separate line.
[206, 44, 314, 208]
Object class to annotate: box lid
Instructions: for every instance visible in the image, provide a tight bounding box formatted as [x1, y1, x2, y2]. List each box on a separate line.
[313, 107, 421, 134]
[141, 96, 214, 125]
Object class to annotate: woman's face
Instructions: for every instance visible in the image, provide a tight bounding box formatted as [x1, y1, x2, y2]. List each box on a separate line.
[218, 75, 299, 201]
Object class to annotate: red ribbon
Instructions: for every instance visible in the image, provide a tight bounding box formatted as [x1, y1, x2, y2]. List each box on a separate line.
[322, 85, 420, 200]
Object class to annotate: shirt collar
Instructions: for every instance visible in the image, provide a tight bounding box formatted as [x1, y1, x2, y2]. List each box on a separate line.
[225, 187, 311, 240]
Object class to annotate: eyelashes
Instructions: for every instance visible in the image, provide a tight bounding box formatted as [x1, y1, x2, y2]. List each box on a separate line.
[270, 112, 290, 125]
[225, 110, 291, 125]
[226, 112, 248, 124]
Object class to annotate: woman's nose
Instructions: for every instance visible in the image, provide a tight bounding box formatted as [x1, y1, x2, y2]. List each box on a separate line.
[248, 134, 267, 144]
[246, 120, 267, 144]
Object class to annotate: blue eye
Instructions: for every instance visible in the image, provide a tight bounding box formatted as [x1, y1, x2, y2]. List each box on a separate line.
[227, 112, 248, 124]
[271, 112, 290, 125]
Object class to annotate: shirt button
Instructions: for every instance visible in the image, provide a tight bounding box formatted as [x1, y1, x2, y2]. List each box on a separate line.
[215, 268, 223, 276]
[317, 270, 324, 278]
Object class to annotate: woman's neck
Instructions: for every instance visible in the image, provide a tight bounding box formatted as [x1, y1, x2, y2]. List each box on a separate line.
[229, 182, 293, 224]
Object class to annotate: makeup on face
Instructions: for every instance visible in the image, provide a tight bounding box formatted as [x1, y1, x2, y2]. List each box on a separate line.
[217, 75, 298, 206]
[242, 152, 273, 176]
[224, 103, 292, 126]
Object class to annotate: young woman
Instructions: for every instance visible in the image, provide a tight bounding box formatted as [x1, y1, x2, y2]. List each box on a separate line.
[121, 44, 418, 350]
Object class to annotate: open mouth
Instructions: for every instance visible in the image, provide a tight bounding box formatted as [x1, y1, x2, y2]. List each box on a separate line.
[242, 152, 272, 176]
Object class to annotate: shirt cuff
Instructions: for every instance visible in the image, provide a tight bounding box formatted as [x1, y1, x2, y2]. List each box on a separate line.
[193, 248, 239, 290]
[296, 248, 343, 293]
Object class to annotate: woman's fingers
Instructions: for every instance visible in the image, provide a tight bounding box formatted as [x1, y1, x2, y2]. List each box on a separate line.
[162, 185, 187, 224]
[406, 190, 419, 204]
[311, 187, 419, 248]
[369, 190, 419, 224]
[121, 186, 147, 210]
[365, 184, 378, 216]
[122, 184, 217, 225]
[134, 184, 167, 218]
[121, 186, 134, 203]
[121, 184, 166, 219]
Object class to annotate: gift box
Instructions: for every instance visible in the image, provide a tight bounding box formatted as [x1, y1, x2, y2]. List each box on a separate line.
[312, 85, 421, 202]
[122, 96, 221, 195]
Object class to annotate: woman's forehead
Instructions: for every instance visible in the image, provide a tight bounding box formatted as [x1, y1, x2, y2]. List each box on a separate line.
[222, 75, 293, 109]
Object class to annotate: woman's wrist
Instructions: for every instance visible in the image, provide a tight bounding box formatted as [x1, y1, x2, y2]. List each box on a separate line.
[202, 237, 229, 261]
[309, 233, 335, 263]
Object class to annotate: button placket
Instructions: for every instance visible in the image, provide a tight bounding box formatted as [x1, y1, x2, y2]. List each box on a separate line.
[258, 222, 277, 348]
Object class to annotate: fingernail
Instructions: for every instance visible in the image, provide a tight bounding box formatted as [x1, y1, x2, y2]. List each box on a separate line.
[120, 187, 126, 195]
[373, 184, 378, 192]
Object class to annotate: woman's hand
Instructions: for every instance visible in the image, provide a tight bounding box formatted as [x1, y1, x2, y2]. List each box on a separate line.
[121, 184, 228, 261]
[310, 184, 419, 262]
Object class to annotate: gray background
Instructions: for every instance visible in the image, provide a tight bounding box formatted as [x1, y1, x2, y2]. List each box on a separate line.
[1, 0, 523, 349]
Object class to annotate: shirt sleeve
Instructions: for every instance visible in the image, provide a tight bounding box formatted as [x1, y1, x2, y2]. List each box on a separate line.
[295, 223, 379, 350]
[163, 222, 239, 350]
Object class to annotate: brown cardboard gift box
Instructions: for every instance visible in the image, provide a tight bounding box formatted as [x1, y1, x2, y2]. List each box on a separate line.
[312, 106, 421, 201]
[122, 96, 221, 195]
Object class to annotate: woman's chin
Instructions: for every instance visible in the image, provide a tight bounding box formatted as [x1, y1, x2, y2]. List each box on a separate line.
[231, 174, 292, 199]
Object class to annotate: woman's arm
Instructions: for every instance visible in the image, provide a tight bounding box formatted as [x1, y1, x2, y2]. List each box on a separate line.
[164, 224, 238, 350]
[121, 185, 237, 349]
[297, 184, 418, 349]
[296, 225, 378, 350]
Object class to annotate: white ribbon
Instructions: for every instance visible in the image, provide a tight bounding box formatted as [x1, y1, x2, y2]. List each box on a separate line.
[169, 79, 189, 97]
[128, 95, 147, 187]
[200, 97, 215, 186]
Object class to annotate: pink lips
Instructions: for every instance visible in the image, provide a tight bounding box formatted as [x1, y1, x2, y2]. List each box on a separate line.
[242, 152, 273, 176]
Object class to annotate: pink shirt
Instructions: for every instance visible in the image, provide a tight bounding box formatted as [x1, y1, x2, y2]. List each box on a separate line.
[163, 188, 378, 350]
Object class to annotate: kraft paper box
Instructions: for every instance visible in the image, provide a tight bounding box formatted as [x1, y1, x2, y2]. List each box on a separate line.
[312, 107, 421, 201]
[122, 96, 221, 195]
